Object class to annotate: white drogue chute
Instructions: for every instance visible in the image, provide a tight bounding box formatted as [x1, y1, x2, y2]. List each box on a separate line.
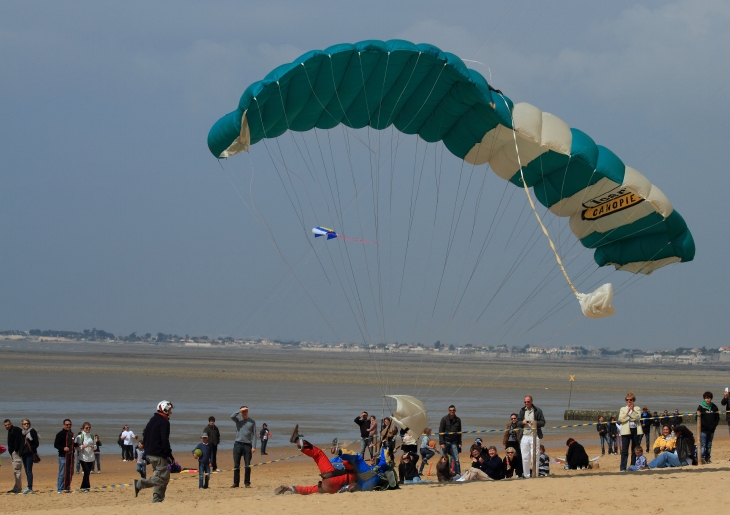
[385, 395, 428, 439]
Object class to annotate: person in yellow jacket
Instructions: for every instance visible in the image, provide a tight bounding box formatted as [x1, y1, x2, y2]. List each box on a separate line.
[651, 425, 676, 455]
[618, 392, 644, 471]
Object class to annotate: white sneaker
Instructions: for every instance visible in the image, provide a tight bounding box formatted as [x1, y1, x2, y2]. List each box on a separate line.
[455, 477, 466, 482]
[123, 459, 127, 462]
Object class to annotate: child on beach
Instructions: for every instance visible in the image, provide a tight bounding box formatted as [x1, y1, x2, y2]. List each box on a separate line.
[418, 428, 435, 474]
[538, 444, 549, 476]
[607, 417, 618, 455]
[193, 434, 211, 489]
[135, 441, 147, 479]
[93, 434, 102, 473]
[596, 416, 608, 455]
[627, 446, 647, 471]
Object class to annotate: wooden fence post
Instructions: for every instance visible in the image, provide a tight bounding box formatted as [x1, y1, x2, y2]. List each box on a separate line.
[696, 411, 702, 465]
[532, 430, 538, 477]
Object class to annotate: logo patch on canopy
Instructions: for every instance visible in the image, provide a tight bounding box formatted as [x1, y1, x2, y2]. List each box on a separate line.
[581, 188, 644, 221]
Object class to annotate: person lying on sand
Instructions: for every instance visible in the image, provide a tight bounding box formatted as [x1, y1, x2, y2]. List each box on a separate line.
[274, 426, 396, 495]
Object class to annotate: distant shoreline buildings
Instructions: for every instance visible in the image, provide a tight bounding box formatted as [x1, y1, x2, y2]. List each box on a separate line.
[1, 329, 728, 364]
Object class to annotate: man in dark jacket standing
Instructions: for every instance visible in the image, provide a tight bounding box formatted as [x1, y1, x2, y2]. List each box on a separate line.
[203, 416, 221, 471]
[518, 395, 546, 478]
[697, 391, 720, 463]
[438, 405, 462, 475]
[354, 412, 370, 456]
[4, 419, 23, 493]
[53, 419, 75, 493]
[135, 400, 174, 503]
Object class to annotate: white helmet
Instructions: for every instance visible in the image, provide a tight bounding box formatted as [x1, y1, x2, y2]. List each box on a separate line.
[157, 400, 174, 415]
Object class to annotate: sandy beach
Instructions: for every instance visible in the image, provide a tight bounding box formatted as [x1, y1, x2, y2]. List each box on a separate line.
[1, 342, 727, 514]
[1, 435, 729, 515]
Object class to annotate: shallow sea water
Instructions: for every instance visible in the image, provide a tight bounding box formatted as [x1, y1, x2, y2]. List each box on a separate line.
[0, 340, 723, 455]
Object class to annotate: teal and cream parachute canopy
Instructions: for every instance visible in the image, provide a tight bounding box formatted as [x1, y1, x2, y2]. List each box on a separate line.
[208, 39, 694, 318]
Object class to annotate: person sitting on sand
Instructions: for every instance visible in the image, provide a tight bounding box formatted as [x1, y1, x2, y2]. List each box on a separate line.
[456, 445, 492, 481]
[565, 438, 589, 470]
[502, 447, 521, 479]
[436, 454, 454, 482]
[483, 446, 504, 480]
[627, 445, 647, 471]
[648, 424, 689, 469]
[398, 451, 421, 484]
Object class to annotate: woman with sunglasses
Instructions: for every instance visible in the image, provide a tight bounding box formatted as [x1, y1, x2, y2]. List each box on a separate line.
[74, 422, 97, 491]
[618, 393, 644, 471]
[502, 414, 522, 470]
[19, 419, 39, 494]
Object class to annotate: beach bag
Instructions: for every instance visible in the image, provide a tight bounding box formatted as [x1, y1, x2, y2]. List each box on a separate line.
[26, 439, 41, 463]
[167, 461, 182, 473]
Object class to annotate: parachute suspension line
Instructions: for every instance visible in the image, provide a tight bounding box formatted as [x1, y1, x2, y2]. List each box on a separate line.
[409, 142, 446, 342]
[227, 149, 344, 343]
[324, 57, 385, 358]
[254, 97, 385, 375]
[358, 50, 388, 350]
[395, 137, 428, 309]
[469, 0, 521, 59]
[419, 145, 479, 382]
[340, 125, 382, 347]
[374, 52, 392, 350]
[467, 195, 544, 326]
[497, 95, 581, 300]
[425, 157, 470, 340]
[446, 159, 488, 321]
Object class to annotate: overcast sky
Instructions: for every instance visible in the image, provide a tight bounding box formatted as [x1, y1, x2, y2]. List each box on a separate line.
[1, 0, 728, 350]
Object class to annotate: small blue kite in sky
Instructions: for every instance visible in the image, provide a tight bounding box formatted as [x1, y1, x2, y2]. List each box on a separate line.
[312, 226, 379, 244]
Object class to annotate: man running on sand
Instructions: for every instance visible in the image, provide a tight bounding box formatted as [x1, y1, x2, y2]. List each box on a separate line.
[134, 401, 174, 503]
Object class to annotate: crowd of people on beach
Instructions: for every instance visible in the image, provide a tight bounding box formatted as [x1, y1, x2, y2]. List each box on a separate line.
[2, 389, 728, 499]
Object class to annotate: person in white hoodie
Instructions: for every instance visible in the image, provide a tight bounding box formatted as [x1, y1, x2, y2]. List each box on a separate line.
[75, 422, 97, 491]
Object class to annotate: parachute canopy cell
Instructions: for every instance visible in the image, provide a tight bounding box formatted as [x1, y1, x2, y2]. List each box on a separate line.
[208, 39, 694, 276]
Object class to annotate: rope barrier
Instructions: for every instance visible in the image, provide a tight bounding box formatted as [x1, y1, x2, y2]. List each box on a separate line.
[429, 412, 701, 437]
[0, 452, 304, 496]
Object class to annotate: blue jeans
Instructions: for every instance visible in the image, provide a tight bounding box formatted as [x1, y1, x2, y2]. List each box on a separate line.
[620, 434, 642, 471]
[404, 476, 422, 483]
[94, 453, 101, 472]
[198, 462, 210, 488]
[57, 457, 65, 492]
[137, 463, 147, 478]
[608, 436, 617, 454]
[599, 435, 609, 454]
[419, 448, 435, 473]
[627, 464, 645, 471]
[442, 442, 461, 475]
[643, 432, 652, 450]
[700, 431, 715, 460]
[22, 454, 34, 490]
[649, 452, 682, 468]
